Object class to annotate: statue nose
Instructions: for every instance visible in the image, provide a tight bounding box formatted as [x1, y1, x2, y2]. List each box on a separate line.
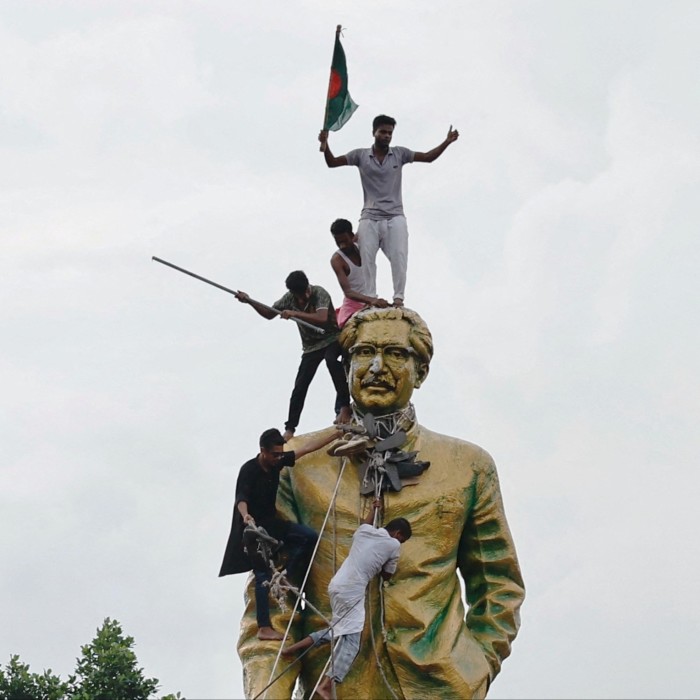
[370, 354, 384, 373]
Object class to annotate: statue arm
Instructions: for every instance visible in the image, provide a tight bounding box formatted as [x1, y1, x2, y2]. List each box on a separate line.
[237, 469, 304, 699]
[457, 453, 525, 681]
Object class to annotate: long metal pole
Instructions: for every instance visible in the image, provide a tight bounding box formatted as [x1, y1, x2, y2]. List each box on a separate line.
[152, 256, 325, 334]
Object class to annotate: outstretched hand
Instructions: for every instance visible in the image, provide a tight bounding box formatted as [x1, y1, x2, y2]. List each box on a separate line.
[446, 124, 459, 143]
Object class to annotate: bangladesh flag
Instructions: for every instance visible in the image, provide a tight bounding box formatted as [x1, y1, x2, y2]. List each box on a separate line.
[323, 29, 358, 132]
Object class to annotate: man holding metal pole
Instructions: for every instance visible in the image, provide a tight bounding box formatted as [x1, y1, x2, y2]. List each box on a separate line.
[235, 270, 352, 441]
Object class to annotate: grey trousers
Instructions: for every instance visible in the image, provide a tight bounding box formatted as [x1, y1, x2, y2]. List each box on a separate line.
[309, 628, 361, 683]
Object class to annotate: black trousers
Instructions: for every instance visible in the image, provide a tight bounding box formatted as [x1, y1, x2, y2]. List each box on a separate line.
[285, 340, 350, 432]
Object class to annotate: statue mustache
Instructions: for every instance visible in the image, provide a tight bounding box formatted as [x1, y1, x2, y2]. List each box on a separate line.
[361, 376, 394, 389]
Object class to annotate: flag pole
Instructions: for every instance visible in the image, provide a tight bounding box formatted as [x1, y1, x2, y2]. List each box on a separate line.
[319, 24, 342, 151]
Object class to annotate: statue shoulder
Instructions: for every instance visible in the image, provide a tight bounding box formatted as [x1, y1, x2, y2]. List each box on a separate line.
[417, 424, 497, 475]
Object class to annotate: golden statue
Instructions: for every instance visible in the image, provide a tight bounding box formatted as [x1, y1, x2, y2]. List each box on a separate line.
[237, 307, 524, 699]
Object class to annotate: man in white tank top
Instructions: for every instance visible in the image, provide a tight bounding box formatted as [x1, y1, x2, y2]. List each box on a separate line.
[330, 218, 389, 328]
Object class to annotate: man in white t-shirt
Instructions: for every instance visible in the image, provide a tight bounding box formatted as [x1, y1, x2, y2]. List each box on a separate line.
[282, 498, 412, 699]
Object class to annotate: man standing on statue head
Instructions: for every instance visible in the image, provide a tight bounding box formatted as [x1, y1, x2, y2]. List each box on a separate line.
[319, 115, 459, 306]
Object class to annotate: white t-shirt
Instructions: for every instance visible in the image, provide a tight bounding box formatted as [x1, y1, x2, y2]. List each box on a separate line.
[328, 524, 401, 636]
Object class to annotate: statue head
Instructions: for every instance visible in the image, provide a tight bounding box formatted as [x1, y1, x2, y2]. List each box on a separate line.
[339, 307, 433, 415]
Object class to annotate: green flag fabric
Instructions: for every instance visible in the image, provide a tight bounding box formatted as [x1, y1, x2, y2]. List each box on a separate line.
[324, 32, 358, 132]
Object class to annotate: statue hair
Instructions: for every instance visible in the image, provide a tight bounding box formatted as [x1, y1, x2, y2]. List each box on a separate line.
[339, 307, 434, 366]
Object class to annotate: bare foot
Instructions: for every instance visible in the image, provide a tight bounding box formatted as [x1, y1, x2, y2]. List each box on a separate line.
[335, 406, 352, 425]
[281, 636, 314, 657]
[393, 298, 404, 307]
[256, 626, 284, 641]
[282, 430, 294, 443]
[316, 677, 332, 699]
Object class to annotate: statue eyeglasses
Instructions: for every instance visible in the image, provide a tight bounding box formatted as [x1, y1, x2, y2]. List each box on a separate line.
[348, 343, 417, 368]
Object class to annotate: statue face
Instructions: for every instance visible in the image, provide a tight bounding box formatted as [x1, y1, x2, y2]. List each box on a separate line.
[348, 318, 422, 414]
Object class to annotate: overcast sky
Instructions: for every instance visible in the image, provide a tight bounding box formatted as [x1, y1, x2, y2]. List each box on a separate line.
[2, 1, 699, 698]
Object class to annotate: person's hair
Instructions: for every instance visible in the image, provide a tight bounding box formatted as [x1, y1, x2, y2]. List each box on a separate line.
[385, 517, 412, 540]
[259, 428, 285, 450]
[339, 307, 434, 367]
[330, 218, 353, 236]
[373, 114, 396, 131]
[285, 270, 309, 295]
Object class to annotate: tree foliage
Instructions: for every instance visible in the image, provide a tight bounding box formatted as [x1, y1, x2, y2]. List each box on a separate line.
[0, 655, 67, 700]
[0, 618, 181, 700]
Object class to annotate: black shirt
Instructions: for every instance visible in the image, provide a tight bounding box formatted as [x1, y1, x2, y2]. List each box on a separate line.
[235, 451, 295, 525]
[219, 451, 296, 576]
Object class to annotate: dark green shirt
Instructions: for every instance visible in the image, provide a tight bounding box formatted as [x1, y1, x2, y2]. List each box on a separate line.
[273, 285, 340, 353]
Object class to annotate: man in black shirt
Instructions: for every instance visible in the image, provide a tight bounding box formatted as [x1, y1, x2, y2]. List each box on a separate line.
[219, 427, 339, 640]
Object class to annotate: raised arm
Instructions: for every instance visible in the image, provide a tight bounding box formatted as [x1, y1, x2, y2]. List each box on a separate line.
[234, 290, 277, 320]
[318, 130, 349, 168]
[413, 125, 460, 163]
[293, 426, 342, 459]
[331, 254, 389, 307]
[363, 497, 382, 526]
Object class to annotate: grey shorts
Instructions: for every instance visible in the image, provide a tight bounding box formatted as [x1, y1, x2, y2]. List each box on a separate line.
[309, 629, 361, 683]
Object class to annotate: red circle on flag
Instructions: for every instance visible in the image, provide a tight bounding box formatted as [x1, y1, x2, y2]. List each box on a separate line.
[328, 69, 342, 99]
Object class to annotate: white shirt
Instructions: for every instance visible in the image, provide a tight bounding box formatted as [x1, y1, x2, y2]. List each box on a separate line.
[328, 524, 401, 636]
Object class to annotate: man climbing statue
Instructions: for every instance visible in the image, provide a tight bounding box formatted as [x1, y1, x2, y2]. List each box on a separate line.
[281, 498, 411, 699]
[218, 426, 339, 641]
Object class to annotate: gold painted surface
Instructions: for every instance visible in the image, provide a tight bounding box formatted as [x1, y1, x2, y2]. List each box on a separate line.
[237, 424, 524, 699]
[237, 309, 524, 699]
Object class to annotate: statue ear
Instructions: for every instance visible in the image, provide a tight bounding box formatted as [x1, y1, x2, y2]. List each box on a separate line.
[414, 362, 429, 388]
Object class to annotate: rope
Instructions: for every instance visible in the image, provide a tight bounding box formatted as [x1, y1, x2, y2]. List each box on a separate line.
[251, 636, 319, 700]
[260, 408, 412, 699]
[262, 456, 350, 699]
[365, 480, 400, 700]
[255, 592, 368, 700]
[266, 571, 331, 624]
[330, 461, 339, 695]
[309, 653, 333, 699]
[366, 577, 400, 700]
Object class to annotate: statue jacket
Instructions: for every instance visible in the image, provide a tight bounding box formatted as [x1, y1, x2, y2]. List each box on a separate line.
[237, 423, 525, 699]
